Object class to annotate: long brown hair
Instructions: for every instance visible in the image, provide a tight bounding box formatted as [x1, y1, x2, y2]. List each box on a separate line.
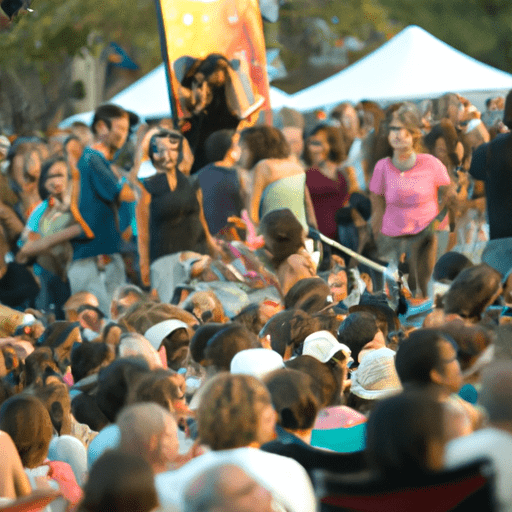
[390, 104, 425, 153]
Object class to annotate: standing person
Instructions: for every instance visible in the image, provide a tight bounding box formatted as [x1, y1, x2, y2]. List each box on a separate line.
[468, 89, 512, 277]
[240, 126, 317, 232]
[331, 102, 367, 191]
[369, 105, 454, 298]
[136, 129, 219, 303]
[423, 119, 468, 254]
[16, 157, 74, 318]
[67, 104, 136, 316]
[196, 129, 244, 236]
[304, 123, 351, 241]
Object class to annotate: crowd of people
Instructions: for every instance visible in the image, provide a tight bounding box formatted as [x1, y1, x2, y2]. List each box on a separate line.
[0, 87, 512, 512]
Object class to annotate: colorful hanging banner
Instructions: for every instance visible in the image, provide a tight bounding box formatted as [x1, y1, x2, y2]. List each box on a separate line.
[154, 0, 271, 128]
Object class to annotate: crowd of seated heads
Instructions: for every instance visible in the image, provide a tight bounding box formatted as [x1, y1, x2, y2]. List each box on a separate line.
[2, 91, 512, 512]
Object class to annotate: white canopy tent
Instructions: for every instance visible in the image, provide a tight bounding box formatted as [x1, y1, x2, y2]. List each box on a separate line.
[291, 25, 512, 112]
[60, 64, 292, 128]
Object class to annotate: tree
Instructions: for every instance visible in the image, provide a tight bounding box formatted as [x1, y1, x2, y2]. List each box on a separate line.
[266, 0, 398, 92]
[378, 0, 512, 73]
[0, 0, 162, 132]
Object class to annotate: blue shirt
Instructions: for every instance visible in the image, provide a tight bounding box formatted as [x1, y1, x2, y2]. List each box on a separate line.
[71, 147, 123, 260]
[196, 163, 243, 235]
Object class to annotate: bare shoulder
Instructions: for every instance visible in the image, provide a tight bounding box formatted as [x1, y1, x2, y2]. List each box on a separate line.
[263, 157, 305, 179]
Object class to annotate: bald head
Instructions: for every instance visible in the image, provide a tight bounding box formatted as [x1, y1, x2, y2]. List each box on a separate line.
[117, 403, 179, 473]
[184, 464, 273, 512]
[480, 362, 512, 425]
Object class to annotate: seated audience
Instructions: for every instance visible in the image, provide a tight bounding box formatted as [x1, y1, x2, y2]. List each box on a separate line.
[183, 464, 274, 512]
[117, 403, 181, 474]
[366, 389, 449, 479]
[445, 361, 512, 511]
[78, 450, 159, 512]
[346, 347, 402, 416]
[261, 369, 366, 479]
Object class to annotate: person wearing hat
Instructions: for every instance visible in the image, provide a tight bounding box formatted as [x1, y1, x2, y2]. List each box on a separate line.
[143, 318, 191, 371]
[230, 348, 285, 380]
[346, 347, 402, 416]
[301, 329, 352, 398]
[289, 331, 368, 453]
[302, 330, 352, 366]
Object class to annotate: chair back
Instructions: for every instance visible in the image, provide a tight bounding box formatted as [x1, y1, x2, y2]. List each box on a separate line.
[314, 458, 496, 512]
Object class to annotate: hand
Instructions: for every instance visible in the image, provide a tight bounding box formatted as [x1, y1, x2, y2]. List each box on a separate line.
[15, 246, 30, 264]
[15, 238, 49, 263]
[140, 265, 151, 288]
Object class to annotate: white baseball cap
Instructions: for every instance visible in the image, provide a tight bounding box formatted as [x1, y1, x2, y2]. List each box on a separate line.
[303, 330, 351, 363]
[230, 348, 285, 379]
[144, 319, 189, 350]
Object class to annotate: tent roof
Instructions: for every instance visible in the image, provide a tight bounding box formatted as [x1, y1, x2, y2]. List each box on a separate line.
[111, 64, 172, 119]
[292, 25, 512, 112]
[60, 64, 290, 128]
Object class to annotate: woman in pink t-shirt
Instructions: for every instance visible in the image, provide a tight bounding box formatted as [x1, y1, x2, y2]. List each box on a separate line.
[369, 105, 453, 298]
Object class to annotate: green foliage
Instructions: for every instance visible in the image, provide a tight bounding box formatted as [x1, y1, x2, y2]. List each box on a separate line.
[271, 0, 398, 91]
[0, 0, 161, 73]
[378, 0, 512, 72]
[278, 0, 393, 40]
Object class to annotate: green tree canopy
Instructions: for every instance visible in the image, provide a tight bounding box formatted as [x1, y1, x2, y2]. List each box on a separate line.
[378, 0, 512, 73]
[0, 0, 161, 72]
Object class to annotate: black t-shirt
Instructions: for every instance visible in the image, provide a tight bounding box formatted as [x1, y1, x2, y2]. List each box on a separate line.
[469, 132, 512, 240]
[0, 262, 40, 310]
[142, 172, 207, 263]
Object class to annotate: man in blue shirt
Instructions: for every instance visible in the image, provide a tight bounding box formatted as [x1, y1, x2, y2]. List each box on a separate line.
[67, 104, 136, 315]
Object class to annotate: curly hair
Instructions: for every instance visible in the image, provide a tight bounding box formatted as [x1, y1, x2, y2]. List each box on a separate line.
[239, 126, 290, 169]
[197, 373, 272, 450]
[423, 118, 461, 167]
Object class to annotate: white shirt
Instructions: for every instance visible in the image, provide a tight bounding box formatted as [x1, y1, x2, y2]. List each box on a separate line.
[445, 427, 512, 511]
[155, 447, 317, 512]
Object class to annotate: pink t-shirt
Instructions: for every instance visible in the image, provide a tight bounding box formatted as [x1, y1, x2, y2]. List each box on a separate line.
[369, 154, 451, 236]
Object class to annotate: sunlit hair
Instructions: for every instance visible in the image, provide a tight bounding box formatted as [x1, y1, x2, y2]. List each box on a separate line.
[197, 373, 272, 450]
[0, 395, 53, 468]
[389, 104, 424, 152]
[239, 126, 290, 169]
